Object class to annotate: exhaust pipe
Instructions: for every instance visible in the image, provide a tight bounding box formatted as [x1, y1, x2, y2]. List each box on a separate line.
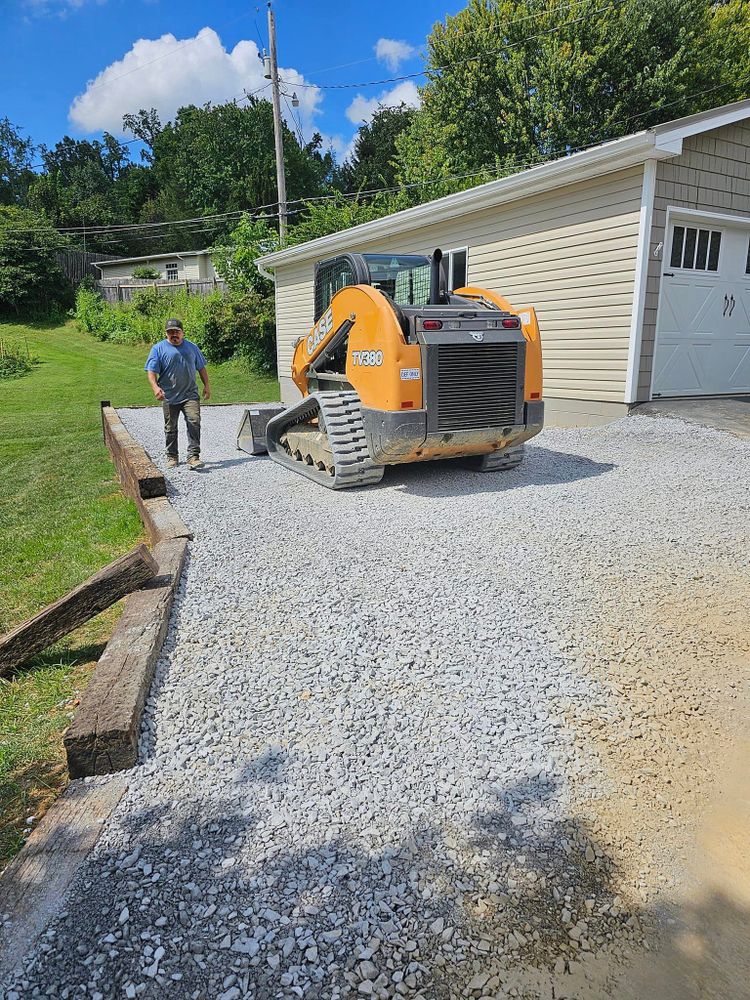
[429, 248, 444, 306]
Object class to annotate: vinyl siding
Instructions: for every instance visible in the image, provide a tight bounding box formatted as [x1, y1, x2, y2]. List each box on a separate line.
[273, 165, 644, 407]
[97, 253, 215, 282]
[638, 122, 750, 399]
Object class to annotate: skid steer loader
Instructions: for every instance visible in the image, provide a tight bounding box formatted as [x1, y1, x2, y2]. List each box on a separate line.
[247, 250, 543, 489]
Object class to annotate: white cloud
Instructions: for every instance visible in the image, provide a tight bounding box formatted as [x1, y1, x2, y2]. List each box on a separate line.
[318, 134, 348, 160]
[68, 27, 322, 138]
[374, 38, 417, 71]
[345, 81, 420, 127]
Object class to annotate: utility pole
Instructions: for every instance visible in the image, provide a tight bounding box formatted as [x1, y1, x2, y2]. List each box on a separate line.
[266, 2, 288, 242]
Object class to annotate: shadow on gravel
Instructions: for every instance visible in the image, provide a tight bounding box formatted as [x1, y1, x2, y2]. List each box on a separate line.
[381, 447, 616, 497]
[4, 776, 629, 999]
[7, 771, 750, 1000]
[205, 457, 257, 471]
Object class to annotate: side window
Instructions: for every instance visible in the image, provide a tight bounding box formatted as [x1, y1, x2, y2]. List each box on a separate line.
[165, 262, 179, 281]
[669, 226, 721, 272]
[314, 257, 355, 320]
[446, 247, 468, 289]
[746, 235, 750, 275]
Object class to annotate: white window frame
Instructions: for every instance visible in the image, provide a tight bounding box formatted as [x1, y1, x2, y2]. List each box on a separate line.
[668, 223, 723, 274]
[165, 262, 179, 281]
[445, 246, 468, 290]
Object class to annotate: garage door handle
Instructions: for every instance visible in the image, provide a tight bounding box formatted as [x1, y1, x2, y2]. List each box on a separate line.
[723, 294, 730, 316]
[729, 294, 736, 317]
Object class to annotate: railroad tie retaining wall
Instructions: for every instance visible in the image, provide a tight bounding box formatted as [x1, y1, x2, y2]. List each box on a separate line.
[62, 404, 192, 777]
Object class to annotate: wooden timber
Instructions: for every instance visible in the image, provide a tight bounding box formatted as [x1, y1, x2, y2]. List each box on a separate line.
[0, 545, 157, 676]
[63, 537, 188, 777]
[0, 776, 128, 982]
[101, 401, 165, 500]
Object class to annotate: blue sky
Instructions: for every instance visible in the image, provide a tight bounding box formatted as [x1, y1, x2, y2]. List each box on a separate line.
[1, 0, 461, 163]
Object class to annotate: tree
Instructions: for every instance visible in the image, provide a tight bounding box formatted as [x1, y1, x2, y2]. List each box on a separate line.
[0, 118, 36, 206]
[124, 99, 336, 246]
[395, 0, 749, 197]
[26, 133, 143, 254]
[0, 207, 71, 316]
[339, 104, 417, 194]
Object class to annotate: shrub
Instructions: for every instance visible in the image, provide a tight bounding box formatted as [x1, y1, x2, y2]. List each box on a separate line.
[74, 278, 277, 373]
[132, 265, 161, 279]
[0, 338, 39, 380]
[0, 206, 73, 318]
[201, 292, 276, 371]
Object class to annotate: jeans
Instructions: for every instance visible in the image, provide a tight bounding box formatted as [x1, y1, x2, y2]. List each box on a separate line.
[162, 399, 201, 459]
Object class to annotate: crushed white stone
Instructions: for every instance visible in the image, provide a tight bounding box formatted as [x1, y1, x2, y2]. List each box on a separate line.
[6, 405, 748, 1000]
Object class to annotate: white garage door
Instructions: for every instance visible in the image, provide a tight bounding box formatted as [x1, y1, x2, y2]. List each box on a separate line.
[652, 218, 750, 397]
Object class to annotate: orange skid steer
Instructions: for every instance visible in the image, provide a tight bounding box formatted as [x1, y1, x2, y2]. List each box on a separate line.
[250, 249, 543, 489]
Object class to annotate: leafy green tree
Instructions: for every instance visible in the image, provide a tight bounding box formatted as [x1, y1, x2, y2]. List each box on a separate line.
[706, 0, 750, 95]
[124, 99, 336, 243]
[211, 216, 279, 296]
[0, 206, 71, 316]
[395, 0, 748, 197]
[26, 133, 142, 254]
[286, 193, 393, 247]
[339, 104, 417, 193]
[0, 119, 36, 206]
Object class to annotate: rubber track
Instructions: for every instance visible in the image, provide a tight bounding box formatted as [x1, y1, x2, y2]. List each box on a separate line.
[265, 391, 385, 490]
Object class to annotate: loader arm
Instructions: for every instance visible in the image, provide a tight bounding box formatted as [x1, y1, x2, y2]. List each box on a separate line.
[291, 283, 422, 410]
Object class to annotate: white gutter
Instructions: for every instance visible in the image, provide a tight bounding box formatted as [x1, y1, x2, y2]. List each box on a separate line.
[257, 130, 674, 269]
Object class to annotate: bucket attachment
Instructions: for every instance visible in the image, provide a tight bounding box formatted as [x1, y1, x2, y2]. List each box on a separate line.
[237, 403, 286, 455]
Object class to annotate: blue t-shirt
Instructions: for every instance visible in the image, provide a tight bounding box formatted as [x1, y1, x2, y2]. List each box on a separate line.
[145, 339, 207, 405]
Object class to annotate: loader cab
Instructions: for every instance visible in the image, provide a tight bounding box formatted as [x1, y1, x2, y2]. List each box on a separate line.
[314, 253, 438, 321]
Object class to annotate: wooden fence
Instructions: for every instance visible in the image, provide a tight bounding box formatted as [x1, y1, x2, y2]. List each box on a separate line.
[95, 279, 227, 304]
[56, 250, 119, 284]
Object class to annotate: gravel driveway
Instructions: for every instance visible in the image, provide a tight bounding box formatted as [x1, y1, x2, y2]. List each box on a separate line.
[5, 407, 750, 1000]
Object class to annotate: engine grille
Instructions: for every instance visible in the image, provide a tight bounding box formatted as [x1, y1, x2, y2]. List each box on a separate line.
[435, 342, 522, 432]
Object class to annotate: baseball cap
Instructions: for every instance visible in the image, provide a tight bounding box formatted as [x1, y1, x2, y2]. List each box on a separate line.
[165, 318, 184, 331]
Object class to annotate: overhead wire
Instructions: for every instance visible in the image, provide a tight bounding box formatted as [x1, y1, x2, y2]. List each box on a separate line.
[282, 0, 626, 90]
[10, 79, 743, 248]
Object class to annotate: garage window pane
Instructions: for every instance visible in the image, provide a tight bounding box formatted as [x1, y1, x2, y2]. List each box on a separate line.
[708, 231, 722, 271]
[670, 226, 685, 268]
[682, 227, 697, 268]
[695, 229, 709, 270]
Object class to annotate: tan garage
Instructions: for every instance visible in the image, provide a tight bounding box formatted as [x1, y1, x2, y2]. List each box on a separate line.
[257, 99, 750, 427]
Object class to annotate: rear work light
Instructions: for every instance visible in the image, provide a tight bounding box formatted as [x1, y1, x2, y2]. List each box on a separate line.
[422, 319, 443, 330]
[502, 317, 521, 329]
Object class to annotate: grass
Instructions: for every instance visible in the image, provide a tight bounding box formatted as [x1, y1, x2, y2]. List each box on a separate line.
[0, 318, 278, 870]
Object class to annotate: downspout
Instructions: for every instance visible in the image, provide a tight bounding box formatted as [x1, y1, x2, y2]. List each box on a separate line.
[624, 158, 658, 405]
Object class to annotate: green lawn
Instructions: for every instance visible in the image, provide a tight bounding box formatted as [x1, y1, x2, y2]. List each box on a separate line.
[0, 319, 278, 868]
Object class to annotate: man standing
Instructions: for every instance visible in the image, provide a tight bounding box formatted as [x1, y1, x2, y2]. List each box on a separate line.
[145, 318, 211, 470]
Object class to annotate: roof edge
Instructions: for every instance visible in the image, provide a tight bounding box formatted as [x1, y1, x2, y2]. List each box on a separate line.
[257, 97, 750, 271]
[97, 249, 211, 267]
[257, 131, 661, 269]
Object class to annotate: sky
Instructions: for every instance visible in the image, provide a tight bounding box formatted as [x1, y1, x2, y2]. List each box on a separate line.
[1, 0, 462, 165]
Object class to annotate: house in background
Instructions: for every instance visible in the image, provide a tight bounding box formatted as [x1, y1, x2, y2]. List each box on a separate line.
[95, 250, 219, 284]
[257, 99, 750, 427]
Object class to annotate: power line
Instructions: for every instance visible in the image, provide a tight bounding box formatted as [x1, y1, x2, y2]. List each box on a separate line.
[10, 80, 742, 244]
[283, 0, 625, 91]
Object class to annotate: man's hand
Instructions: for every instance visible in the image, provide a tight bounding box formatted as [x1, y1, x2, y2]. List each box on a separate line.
[153, 387, 165, 401]
[202, 385, 211, 401]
